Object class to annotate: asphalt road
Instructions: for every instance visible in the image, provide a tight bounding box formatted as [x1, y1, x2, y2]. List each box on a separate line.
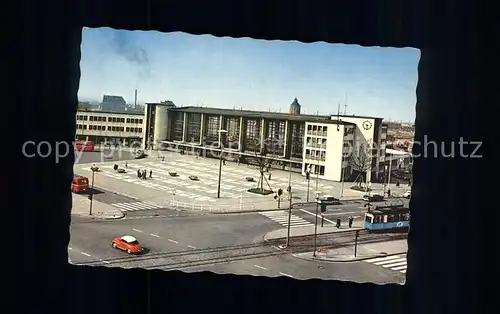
[69, 212, 405, 284]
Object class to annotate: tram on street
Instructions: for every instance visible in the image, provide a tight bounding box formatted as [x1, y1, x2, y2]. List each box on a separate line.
[364, 204, 410, 232]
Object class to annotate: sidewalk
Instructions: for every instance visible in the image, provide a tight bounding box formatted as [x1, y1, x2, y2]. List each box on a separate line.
[292, 239, 407, 262]
[71, 193, 125, 219]
[264, 220, 365, 241]
[264, 222, 408, 262]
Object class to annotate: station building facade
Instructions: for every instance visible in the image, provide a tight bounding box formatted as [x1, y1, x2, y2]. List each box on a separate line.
[142, 99, 387, 182]
[75, 110, 144, 145]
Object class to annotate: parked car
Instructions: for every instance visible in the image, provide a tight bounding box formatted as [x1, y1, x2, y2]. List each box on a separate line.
[318, 195, 341, 205]
[111, 235, 143, 254]
[363, 194, 384, 202]
[402, 191, 411, 198]
[71, 175, 89, 193]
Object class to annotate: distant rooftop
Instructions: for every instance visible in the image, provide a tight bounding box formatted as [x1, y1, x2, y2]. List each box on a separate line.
[166, 105, 355, 125]
[103, 95, 126, 102]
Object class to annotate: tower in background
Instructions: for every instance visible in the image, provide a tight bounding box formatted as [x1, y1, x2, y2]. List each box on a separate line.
[289, 97, 301, 115]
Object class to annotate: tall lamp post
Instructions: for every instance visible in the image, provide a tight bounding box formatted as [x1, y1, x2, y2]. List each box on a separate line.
[312, 191, 321, 257]
[89, 165, 98, 215]
[286, 192, 293, 247]
[216, 129, 228, 198]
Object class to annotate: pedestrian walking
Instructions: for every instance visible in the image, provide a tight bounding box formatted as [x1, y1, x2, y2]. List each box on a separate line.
[222, 158, 226, 165]
[149, 170, 153, 178]
[348, 216, 353, 228]
[137, 169, 141, 178]
[125, 161, 128, 168]
[336, 217, 341, 229]
[268, 172, 272, 180]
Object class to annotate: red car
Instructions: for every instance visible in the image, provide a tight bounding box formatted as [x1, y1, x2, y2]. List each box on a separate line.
[71, 175, 89, 193]
[111, 235, 143, 254]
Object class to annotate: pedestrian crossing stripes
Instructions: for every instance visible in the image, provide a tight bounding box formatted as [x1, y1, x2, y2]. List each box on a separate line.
[111, 201, 164, 212]
[260, 211, 313, 228]
[364, 255, 407, 274]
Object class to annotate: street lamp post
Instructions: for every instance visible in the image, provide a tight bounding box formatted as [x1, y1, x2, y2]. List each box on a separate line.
[315, 155, 320, 191]
[286, 192, 293, 247]
[312, 191, 321, 257]
[216, 129, 228, 199]
[89, 167, 97, 215]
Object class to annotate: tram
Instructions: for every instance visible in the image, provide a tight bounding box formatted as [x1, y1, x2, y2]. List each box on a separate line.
[364, 204, 410, 232]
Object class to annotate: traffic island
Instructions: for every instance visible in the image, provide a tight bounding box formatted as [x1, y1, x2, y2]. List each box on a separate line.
[263, 223, 407, 263]
[247, 188, 273, 195]
[71, 193, 126, 220]
[292, 239, 408, 263]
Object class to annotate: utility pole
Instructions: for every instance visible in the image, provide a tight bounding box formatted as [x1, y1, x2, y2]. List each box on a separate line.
[340, 156, 346, 197]
[387, 153, 393, 196]
[354, 230, 359, 257]
[89, 168, 96, 215]
[312, 192, 321, 257]
[216, 129, 227, 198]
[286, 193, 293, 247]
[315, 155, 320, 192]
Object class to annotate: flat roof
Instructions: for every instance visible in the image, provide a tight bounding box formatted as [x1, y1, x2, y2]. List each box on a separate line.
[77, 109, 144, 116]
[168, 106, 355, 125]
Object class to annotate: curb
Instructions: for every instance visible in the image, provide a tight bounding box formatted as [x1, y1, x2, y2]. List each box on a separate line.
[264, 227, 365, 242]
[72, 211, 126, 220]
[210, 208, 290, 214]
[291, 251, 408, 263]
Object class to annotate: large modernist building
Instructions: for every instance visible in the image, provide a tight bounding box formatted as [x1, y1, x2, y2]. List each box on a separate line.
[75, 110, 144, 145]
[142, 99, 388, 182]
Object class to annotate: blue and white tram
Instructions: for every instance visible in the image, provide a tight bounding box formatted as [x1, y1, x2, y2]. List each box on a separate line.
[364, 205, 410, 231]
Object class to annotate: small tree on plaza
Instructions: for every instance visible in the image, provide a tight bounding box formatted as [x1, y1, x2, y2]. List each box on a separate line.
[252, 140, 273, 193]
[349, 143, 372, 190]
[255, 151, 273, 191]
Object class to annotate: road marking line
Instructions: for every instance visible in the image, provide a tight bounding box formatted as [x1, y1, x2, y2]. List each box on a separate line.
[254, 265, 268, 270]
[99, 259, 110, 264]
[383, 260, 407, 267]
[392, 265, 407, 271]
[365, 255, 401, 263]
[68, 247, 73, 250]
[168, 239, 179, 244]
[188, 245, 197, 249]
[298, 208, 335, 224]
[150, 233, 160, 238]
[400, 270, 407, 273]
[133, 228, 143, 233]
[279, 272, 294, 278]
[80, 252, 91, 257]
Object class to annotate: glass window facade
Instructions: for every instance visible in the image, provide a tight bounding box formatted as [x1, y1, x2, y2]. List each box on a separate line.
[171, 112, 184, 141]
[204, 115, 220, 144]
[290, 123, 305, 159]
[244, 119, 261, 151]
[186, 113, 202, 143]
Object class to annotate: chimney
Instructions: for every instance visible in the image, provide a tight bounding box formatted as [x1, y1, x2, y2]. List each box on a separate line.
[134, 89, 138, 108]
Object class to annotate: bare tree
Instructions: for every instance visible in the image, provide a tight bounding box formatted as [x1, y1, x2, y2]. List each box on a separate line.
[349, 143, 372, 189]
[246, 139, 273, 192]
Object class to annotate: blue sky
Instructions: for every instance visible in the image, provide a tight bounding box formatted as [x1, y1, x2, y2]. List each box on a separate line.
[79, 27, 420, 122]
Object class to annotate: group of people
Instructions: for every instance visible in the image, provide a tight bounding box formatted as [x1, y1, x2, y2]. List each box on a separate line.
[334, 216, 354, 228]
[137, 169, 152, 179]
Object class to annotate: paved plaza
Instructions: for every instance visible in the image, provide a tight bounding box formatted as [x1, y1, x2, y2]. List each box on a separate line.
[74, 153, 408, 212]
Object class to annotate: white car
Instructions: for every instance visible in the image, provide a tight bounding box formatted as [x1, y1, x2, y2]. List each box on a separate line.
[402, 191, 411, 198]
